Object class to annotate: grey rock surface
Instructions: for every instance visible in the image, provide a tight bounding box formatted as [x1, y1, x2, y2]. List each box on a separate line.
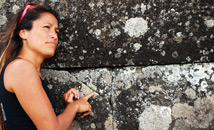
[41, 62, 214, 130]
[112, 63, 214, 130]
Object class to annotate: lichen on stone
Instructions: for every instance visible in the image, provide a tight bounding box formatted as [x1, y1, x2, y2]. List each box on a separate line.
[204, 19, 214, 28]
[12, 5, 20, 14]
[149, 85, 162, 93]
[0, 15, 7, 26]
[124, 17, 149, 38]
[187, 97, 214, 128]
[104, 115, 117, 130]
[0, 0, 5, 8]
[140, 3, 146, 14]
[172, 103, 194, 118]
[133, 43, 142, 52]
[185, 88, 196, 99]
[139, 105, 172, 130]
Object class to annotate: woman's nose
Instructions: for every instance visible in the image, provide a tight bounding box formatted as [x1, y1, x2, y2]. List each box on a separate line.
[51, 31, 58, 39]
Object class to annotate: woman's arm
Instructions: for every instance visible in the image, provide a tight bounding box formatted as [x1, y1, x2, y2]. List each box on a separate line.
[4, 59, 93, 130]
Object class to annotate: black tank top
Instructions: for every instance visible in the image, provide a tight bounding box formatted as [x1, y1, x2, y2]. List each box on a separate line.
[0, 58, 58, 130]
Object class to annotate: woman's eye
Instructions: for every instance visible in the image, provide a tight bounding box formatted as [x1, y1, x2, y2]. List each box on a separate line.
[44, 26, 50, 29]
[55, 29, 59, 35]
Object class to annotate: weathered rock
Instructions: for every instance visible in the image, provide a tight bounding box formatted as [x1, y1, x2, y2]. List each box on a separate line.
[47, 0, 214, 68]
[113, 63, 214, 130]
[139, 105, 172, 130]
[45, 0, 214, 68]
[1, 0, 213, 68]
[41, 62, 214, 130]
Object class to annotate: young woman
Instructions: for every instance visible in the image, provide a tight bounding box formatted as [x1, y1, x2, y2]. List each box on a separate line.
[0, 2, 94, 130]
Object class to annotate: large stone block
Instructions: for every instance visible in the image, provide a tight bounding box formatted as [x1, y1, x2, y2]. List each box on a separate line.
[41, 62, 214, 130]
[0, 0, 213, 68]
[113, 63, 214, 130]
[44, 0, 214, 68]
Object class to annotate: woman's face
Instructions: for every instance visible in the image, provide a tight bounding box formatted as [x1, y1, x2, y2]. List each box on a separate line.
[22, 12, 59, 58]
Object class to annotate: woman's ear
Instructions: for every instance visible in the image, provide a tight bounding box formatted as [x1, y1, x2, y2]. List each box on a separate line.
[19, 29, 28, 39]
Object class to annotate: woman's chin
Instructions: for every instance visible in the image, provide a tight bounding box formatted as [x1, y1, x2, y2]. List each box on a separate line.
[44, 52, 55, 58]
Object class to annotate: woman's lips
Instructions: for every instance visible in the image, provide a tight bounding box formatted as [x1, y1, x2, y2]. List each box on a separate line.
[46, 42, 57, 46]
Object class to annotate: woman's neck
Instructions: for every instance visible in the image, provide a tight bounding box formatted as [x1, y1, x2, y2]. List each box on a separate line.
[17, 53, 44, 72]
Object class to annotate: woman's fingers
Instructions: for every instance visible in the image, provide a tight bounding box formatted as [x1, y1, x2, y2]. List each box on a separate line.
[65, 91, 94, 118]
[67, 93, 74, 102]
[64, 88, 80, 103]
[82, 92, 94, 100]
[69, 88, 79, 99]
[80, 108, 92, 118]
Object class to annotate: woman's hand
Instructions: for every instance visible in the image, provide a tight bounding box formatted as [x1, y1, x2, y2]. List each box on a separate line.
[72, 92, 94, 118]
[63, 88, 80, 103]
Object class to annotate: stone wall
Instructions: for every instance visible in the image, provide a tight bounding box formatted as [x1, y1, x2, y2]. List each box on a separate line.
[0, 0, 214, 130]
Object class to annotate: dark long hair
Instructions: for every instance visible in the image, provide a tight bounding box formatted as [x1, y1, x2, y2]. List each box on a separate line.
[0, 2, 59, 72]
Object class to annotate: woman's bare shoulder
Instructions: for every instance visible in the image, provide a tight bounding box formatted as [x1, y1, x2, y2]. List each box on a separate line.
[5, 58, 37, 74]
[8, 58, 35, 68]
[4, 58, 40, 92]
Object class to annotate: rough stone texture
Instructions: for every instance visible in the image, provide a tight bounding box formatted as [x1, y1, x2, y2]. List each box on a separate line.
[40, 62, 214, 130]
[45, 0, 213, 68]
[0, 0, 214, 130]
[138, 105, 172, 130]
[0, 0, 213, 68]
[112, 63, 214, 130]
